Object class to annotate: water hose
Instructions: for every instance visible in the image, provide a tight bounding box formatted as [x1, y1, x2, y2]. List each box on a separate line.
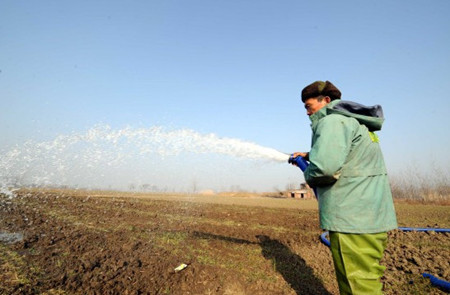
[288, 155, 317, 197]
[422, 273, 450, 292]
[288, 155, 450, 291]
[397, 227, 450, 233]
[288, 154, 309, 172]
[398, 227, 450, 290]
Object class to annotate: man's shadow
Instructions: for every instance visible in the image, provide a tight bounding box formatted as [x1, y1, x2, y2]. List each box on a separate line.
[192, 232, 331, 295]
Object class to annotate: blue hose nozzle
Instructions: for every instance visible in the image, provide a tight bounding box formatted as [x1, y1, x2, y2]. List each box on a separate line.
[288, 154, 318, 198]
[288, 155, 309, 172]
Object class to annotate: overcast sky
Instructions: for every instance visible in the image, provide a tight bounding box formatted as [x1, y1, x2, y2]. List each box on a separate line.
[1, 1, 449, 192]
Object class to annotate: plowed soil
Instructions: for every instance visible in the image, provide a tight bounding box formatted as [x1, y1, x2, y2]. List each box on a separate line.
[1, 189, 449, 294]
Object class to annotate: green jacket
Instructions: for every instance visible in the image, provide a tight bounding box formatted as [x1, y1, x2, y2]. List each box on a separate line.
[304, 99, 397, 233]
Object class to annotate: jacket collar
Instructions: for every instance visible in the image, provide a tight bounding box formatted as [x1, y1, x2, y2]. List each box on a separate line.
[309, 99, 341, 125]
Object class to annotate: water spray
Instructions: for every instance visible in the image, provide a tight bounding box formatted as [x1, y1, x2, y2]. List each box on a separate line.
[0, 124, 294, 196]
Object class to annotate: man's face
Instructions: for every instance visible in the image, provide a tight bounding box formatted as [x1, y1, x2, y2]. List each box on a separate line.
[303, 96, 330, 116]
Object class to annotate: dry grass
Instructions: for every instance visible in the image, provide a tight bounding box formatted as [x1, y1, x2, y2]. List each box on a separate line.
[13, 174, 450, 206]
[390, 166, 449, 203]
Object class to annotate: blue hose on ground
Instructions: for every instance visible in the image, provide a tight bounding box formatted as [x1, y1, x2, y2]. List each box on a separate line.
[398, 227, 450, 233]
[319, 229, 450, 292]
[422, 273, 450, 292]
[288, 155, 450, 291]
[320, 232, 331, 247]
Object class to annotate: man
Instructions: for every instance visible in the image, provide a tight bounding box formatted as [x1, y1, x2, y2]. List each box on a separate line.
[292, 81, 397, 294]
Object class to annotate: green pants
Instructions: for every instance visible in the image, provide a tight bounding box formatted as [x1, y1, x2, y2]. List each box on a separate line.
[329, 231, 388, 295]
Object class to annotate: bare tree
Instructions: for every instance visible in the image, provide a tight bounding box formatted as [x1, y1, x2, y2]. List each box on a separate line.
[191, 179, 198, 193]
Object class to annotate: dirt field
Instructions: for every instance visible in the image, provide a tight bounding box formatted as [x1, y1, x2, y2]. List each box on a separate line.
[1, 189, 449, 294]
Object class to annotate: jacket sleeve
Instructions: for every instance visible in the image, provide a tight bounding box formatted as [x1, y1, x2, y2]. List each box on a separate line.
[304, 115, 354, 187]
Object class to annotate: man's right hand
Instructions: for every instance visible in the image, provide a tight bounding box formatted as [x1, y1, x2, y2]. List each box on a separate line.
[291, 152, 309, 161]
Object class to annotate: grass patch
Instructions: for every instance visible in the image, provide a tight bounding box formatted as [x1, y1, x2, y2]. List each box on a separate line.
[189, 234, 277, 284]
[0, 244, 36, 293]
[155, 231, 188, 247]
[41, 289, 69, 295]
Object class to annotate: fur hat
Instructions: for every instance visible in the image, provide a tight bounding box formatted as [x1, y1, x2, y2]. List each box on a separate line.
[301, 81, 341, 102]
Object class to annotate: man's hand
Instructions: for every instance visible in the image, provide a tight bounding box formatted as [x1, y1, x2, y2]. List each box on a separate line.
[291, 152, 309, 163]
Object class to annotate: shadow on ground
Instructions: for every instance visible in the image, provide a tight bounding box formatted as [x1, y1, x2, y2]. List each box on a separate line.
[193, 231, 331, 295]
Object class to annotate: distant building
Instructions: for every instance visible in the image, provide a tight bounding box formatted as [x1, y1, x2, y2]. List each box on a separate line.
[290, 183, 313, 199]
